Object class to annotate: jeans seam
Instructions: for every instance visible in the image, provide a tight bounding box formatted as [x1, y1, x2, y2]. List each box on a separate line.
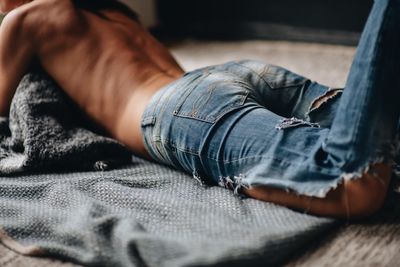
[208, 154, 299, 165]
[344, 2, 392, 166]
[208, 153, 342, 176]
[232, 61, 308, 90]
[174, 99, 248, 124]
[173, 71, 210, 115]
[165, 139, 199, 155]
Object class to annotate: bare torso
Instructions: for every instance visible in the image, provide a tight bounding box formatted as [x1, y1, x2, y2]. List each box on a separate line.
[4, 0, 184, 157]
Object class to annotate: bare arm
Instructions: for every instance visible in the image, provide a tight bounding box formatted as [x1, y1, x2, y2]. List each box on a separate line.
[0, 9, 35, 116]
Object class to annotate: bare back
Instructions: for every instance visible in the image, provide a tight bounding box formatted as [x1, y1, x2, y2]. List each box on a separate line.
[31, 0, 184, 156]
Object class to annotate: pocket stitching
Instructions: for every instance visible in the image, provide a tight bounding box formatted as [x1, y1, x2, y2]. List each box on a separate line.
[173, 85, 249, 123]
[173, 72, 211, 116]
[235, 61, 308, 90]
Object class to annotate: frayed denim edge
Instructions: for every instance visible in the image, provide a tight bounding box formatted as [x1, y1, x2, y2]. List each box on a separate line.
[218, 174, 250, 196]
[193, 137, 400, 199]
[231, 138, 400, 199]
[275, 117, 320, 130]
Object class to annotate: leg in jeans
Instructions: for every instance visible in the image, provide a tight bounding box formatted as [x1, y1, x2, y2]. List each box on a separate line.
[211, 59, 343, 129]
[243, 0, 400, 218]
[228, 60, 343, 129]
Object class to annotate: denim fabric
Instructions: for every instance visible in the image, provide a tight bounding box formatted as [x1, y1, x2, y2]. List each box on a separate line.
[142, 0, 400, 198]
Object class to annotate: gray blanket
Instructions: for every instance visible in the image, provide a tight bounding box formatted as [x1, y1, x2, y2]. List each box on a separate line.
[0, 73, 336, 267]
[0, 72, 132, 174]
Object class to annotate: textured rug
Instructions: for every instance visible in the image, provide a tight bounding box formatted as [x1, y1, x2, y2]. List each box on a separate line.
[1, 193, 399, 267]
[0, 157, 334, 267]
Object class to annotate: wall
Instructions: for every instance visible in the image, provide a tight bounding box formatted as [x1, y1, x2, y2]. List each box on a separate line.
[119, 0, 157, 28]
[158, 0, 373, 45]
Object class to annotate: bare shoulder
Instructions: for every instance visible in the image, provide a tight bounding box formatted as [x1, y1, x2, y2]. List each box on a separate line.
[2, 0, 83, 39]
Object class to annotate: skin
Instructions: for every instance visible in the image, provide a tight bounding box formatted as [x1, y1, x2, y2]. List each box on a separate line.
[0, 0, 185, 157]
[0, 0, 392, 219]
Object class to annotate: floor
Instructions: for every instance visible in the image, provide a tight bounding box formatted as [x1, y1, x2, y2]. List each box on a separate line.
[169, 39, 356, 89]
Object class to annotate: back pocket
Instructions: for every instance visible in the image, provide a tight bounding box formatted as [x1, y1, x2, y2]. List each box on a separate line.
[173, 71, 250, 124]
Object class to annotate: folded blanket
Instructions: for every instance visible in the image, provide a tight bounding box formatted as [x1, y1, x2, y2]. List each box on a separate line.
[0, 71, 132, 174]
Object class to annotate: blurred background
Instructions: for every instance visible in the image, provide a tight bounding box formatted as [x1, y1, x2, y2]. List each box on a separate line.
[119, 0, 158, 28]
[124, 0, 374, 88]
[127, 0, 373, 45]
[1, 0, 373, 45]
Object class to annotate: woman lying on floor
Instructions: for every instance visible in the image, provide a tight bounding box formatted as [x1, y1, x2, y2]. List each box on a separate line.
[0, 0, 398, 219]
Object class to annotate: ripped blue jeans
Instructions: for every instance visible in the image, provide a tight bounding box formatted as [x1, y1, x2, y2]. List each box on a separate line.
[141, 0, 400, 198]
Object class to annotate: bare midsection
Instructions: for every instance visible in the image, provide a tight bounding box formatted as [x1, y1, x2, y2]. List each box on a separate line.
[38, 10, 184, 156]
[116, 73, 180, 158]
